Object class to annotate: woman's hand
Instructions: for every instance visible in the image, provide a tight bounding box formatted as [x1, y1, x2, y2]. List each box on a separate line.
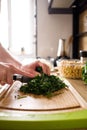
[0, 62, 37, 85]
[0, 44, 50, 85]
[0, 61, 50, 85]
[21, 60, 50, 77]
[0, 62, 15, 85]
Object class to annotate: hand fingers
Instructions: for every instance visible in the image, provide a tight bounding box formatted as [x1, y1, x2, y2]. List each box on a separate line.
[22, 67, 41, 77]
[37, 61, 50, 75]
[0, 76, 7, 85]
[0, 81, 6, 85]
[21, 61, 50, 76]
[0, 67, 7, 85]
[0, 67, 13, 85]
[6, 71, 13, 85]
[8, 64, 40, 78]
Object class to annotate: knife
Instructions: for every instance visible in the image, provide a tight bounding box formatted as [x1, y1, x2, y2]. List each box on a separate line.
[0, 75, 30, 99]
[13, 74, 32, 83]
[1, 70, 40, 98]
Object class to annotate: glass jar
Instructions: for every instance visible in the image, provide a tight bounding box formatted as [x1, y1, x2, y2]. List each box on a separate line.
[58, 59, 84, 79]
[79, 50, 87, 64]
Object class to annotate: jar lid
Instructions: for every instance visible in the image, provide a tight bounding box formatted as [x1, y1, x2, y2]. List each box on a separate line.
[79, 50, 87, 57]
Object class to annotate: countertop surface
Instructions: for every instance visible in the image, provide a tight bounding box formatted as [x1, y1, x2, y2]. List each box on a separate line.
[67, 79, 87, 102]
[0, 74, 87, 130]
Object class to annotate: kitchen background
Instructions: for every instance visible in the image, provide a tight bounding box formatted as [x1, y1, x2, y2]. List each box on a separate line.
[0, 0, 72, 60]
[37, 0, 72, 58]
[0, 0, 87, 61]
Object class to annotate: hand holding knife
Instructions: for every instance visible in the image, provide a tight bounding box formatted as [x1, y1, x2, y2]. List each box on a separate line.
[13, 66, 43, 83]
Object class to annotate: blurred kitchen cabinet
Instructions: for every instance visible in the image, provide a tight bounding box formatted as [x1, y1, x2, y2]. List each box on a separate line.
[48, 0, 87, 59]
[72, 0, 87, 59]
[79, 10, 87, 51]
[79, 10, 87, 33]
[48, 0, 75, 14]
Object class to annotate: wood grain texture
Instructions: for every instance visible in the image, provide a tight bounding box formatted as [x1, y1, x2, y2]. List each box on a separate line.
[0, 81, 81, 111]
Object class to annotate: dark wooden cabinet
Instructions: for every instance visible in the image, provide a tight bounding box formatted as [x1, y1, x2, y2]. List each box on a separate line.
[72, 0, 87, 58]
[48, 0, 75, 14]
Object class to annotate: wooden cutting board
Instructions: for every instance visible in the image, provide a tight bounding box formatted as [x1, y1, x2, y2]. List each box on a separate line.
[0, 81, 81, 111]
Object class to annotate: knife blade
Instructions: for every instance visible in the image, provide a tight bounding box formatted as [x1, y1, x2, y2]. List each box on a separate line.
[0, 84, 10, 99]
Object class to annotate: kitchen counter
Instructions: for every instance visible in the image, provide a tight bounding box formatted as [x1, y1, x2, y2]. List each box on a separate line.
[0, 77, 87, 130]
[67, 79, 87, 102]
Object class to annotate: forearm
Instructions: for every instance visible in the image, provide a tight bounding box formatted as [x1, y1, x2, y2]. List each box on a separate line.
[0, 44, 22, 68]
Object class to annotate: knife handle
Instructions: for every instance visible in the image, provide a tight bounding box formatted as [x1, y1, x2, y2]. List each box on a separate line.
[13, 74, 31, 83]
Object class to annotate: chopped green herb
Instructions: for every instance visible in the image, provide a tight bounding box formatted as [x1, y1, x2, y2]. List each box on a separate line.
[35, 66, 43, 73]
[20, 73, 67, 97]
[82, 62, 87, 84]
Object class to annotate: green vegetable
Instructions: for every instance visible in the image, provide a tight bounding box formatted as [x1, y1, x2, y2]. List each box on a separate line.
[35, 66, 43, 73]
[82, 62, 87, 84]
[20, 73, 67, 97]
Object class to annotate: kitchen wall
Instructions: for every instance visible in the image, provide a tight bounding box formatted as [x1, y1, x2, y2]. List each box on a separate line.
[37, 0, 73, 58]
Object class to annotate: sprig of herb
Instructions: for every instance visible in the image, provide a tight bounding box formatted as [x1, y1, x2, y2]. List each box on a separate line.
[82, 62, 87, 84]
